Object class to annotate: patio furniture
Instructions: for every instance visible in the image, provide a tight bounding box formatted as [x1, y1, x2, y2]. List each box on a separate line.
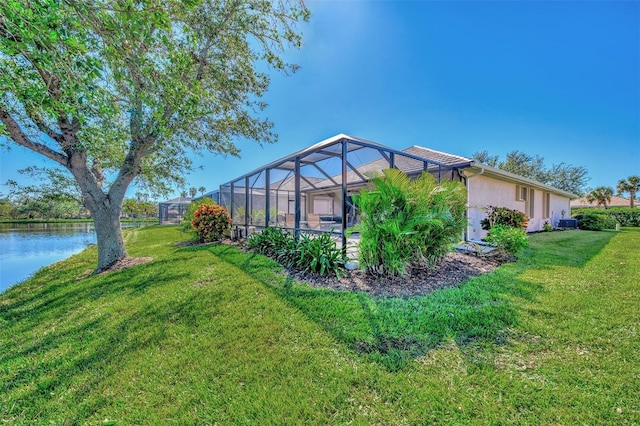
[307, 213, 321, 229]
[285, 214, 295, 228]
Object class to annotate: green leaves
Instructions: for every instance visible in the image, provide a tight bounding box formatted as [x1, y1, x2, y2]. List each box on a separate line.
[247, 228, 345, 278]
[484, 224, 529, 257]
[1, 0, 308, 269]
[480, 206, 529, 231]
[353, 170, 467, 277]
[472, 149, 589, 195]
[1, 0, 308, 192]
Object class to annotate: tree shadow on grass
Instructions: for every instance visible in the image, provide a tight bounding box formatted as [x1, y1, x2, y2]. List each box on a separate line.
[208, 245, 513, 371]
[1, 295, 209, 423]
[209, 230, 618, 371]
[0, 250, 218, 423]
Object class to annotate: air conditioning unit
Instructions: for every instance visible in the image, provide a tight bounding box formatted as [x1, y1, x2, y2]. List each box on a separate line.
[558, 218, 578, 229]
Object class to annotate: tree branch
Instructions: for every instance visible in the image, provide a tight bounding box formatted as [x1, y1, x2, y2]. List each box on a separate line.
[26, 108, 65, 144]
[0, 107, 69, 166]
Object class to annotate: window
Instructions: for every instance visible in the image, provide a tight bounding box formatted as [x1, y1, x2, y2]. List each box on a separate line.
[543, 191, 550, 219]
[516, 185, 535, 218]
[313, 197, 333, 215]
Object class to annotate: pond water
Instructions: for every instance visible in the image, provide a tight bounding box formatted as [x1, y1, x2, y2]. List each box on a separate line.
[0, 223, 97, 294]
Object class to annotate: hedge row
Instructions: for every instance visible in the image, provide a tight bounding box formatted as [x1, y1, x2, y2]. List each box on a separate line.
[571, 207, 640, 227]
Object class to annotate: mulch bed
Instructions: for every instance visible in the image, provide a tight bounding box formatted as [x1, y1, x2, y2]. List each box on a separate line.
[285, 251, 509, 298]
[219, 238, 510, 298]
[77, 238, 508, 295]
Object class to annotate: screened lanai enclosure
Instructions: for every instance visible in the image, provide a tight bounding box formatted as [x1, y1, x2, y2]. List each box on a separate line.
[218, 134, 472, 248]
[158, 196, 193, 224]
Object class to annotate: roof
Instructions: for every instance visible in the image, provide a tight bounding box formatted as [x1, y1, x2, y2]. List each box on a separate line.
[571, 195, 636, 208]
[218, 133, 575, 199]
[466, 162, 578, 199]
[403, 146, 472, 168]
[159, 196, 192, 205]
[220, 134, 457, 187]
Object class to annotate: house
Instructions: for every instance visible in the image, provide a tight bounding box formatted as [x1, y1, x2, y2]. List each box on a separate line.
[217, 134, 577, 245]
[571, 195, 636, 209]
[460, 162, 576, 240]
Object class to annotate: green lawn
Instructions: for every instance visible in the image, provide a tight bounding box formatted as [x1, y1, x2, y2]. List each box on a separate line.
[1, 226, 638, 424]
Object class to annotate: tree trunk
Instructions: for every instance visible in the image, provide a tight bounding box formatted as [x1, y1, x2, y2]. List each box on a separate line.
[91, 204, 128, 271]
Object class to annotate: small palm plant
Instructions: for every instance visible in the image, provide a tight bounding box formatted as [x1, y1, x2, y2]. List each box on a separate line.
[352, 169, 467, 277]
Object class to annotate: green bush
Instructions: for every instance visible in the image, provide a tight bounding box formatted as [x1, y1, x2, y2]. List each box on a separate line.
[571, 207, 640, 227]
[480, 206, 528, 230]
[246, 227, 293, 258]
[542, 221, 554, 232]
[181, 197, 216, 233]
[247, 227, 345, 277]
[191, 204, 232, 242]
[484, 224, 529, 257]
[574, 213, 617, 231]
[295, 233, 345, 277]
[352, 169, 467, 277]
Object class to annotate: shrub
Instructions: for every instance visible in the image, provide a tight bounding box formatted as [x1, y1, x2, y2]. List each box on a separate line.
[191, 204, 232, 242]
[480, 206, 528, 230]
[484, 224, 529, 257]
[605, 208, 640, 227]
[247, 227, 294, 258]
[352, 169, 467, 277]
[542, 221, 553, 232]
[295, 233, 345, 277]
[181, 197, 216, 233]
[247, 227, 345, 277]
[574, 213, 617, 231]
[571, 207, 640, 227]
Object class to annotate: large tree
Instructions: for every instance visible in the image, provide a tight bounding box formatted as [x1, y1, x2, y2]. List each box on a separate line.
[616, 175, 640, 208]
[0, 0, 308, 270]
[472, 149, 589, 195]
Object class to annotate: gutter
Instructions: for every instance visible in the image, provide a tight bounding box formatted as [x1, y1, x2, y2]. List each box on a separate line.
[461, 161, 485, 241]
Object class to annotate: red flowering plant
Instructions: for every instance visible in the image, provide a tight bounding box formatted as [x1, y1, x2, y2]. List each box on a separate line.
[191, 204, 232, 243]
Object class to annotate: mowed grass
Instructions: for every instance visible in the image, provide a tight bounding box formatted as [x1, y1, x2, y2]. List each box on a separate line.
[1, 226, 638, 424]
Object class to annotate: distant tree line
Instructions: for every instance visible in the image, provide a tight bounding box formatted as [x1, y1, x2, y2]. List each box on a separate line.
[472, 151, 638, 209]
[0, 193, 158, 221]
[472, 150, 590, 196]
[2, 166, 159, 220]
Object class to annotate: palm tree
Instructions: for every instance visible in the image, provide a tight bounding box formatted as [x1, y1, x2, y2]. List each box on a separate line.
[586, 186, 614, 209]
[198, 186, 206, 196]
[189, 187, 197, 198]
[616, 175, 640, 208]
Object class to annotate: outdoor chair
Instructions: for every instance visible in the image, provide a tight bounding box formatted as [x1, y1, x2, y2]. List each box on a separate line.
[285, 214, 295, 228]
[307, 213, 321, 230]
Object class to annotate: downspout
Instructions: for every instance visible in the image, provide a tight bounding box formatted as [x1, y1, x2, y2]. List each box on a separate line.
[461, 162, 484, 241]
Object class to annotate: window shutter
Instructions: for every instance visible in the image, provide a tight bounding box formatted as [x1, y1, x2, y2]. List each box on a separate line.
[529, 188, 535, 217]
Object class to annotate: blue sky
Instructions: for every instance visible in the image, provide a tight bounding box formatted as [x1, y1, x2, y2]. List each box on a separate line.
[1, 0, 639, 200]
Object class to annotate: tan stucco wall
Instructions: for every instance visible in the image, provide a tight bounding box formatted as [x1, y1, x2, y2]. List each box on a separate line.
[467, 174, 570, 240]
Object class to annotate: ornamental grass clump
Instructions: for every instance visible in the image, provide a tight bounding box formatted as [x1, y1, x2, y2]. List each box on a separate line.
[247, 227, 345, 277]
[191, 204, 231, 243]
[352, 169, 467, 277]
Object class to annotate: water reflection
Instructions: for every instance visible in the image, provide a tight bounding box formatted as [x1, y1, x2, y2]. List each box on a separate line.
[0, 223, 97, 293]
